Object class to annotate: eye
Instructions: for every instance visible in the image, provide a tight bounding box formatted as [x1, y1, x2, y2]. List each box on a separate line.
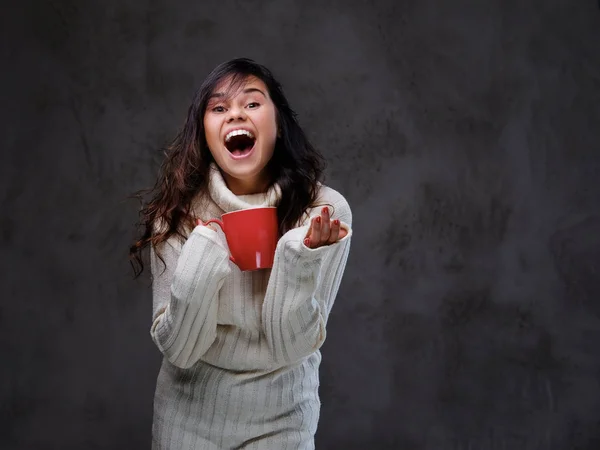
[247, 102, 260, 109]
[212, 106, 226, 113]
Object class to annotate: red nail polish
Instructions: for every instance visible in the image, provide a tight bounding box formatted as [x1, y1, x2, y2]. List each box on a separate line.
[333, 219, 340, 226]
[322, 207, 329, 214]
[304, 238, 310, 247]
[316, 216, 321, 224]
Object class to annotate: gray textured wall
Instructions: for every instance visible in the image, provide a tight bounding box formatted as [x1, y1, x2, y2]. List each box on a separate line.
[2, 0, 600, 449]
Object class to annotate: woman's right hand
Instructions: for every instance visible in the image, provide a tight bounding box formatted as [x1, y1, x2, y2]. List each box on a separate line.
[196, 219, 218, 232]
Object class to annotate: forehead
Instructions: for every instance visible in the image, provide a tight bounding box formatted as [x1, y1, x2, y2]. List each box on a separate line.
[210, 75, 269, 100]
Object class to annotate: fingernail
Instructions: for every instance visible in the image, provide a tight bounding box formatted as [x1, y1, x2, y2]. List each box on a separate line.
[333, 219, 340, 226]
[322, 207, 329, 215]
[316, 216, 321, 224]
[304, 238, 310, 247]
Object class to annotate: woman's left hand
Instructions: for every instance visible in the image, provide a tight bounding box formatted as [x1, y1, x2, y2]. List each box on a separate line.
[304, 207, 348, 249]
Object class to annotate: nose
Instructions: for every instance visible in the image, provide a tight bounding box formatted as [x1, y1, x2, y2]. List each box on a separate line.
[226, 105, 246, 122]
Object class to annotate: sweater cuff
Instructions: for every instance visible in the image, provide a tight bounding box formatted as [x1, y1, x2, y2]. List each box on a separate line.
[189, 224, 229, 254]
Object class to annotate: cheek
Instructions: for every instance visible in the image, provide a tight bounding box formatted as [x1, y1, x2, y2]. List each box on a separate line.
[203, 119, 220, 147]
[261, 110, 278, 140]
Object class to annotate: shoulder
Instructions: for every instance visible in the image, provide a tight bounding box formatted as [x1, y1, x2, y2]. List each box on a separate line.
[313, 183, 352, 226]
[316, 184, 350, 209]
[151, 217, 188, 253]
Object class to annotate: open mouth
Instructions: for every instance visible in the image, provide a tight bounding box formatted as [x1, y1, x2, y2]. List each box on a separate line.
[224, 130, 256, 158]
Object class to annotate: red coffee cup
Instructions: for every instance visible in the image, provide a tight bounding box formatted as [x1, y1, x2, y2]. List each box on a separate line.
[204, 207, 279, 271]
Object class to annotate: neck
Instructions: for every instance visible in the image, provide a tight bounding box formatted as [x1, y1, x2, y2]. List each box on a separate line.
[222, 171, 271, 196]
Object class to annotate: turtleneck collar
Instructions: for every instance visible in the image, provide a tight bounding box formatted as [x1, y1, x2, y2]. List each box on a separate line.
[207, 163, 282, 213]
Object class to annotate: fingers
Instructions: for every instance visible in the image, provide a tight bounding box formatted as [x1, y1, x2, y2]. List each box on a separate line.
[304, 207, 348, 249]
[196, 218, 217, 232]
[328, 219, 340, 244]
[320, 207, 331, 242]
[305, 215, 321, 248]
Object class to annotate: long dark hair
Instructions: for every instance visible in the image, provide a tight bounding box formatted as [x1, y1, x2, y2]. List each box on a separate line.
[129, 58, 325, 277]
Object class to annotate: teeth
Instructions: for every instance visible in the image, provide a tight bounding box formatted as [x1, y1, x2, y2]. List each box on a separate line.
[225, 129, 254, 142]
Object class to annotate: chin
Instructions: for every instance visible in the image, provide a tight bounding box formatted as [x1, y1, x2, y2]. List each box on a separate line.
[217, 157, 266, 178]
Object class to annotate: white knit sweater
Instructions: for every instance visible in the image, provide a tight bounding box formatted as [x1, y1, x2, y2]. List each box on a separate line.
[150, 165, 352, 449]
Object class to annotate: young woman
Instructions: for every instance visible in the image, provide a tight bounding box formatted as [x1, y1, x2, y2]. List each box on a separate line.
[130, 58, 353, 449]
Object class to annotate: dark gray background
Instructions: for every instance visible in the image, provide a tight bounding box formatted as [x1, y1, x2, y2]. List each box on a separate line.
[2, 0, 600, 448]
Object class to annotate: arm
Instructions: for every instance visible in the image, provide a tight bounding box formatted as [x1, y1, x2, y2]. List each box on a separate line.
[150, 226, 231, 369]
[261, 199, 353, 365]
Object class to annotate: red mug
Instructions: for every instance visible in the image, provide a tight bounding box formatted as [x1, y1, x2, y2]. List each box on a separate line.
[204, 207, 279, 271]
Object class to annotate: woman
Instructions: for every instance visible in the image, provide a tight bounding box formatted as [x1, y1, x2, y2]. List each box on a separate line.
[130, 58, 353, 449]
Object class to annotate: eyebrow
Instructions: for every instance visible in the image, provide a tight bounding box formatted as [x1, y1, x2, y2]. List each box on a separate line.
[208, 87, 267, 101]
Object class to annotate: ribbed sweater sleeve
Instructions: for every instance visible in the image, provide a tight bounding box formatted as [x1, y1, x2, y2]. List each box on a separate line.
[150, 226, 231, 369]
[262, 199, 353, 365]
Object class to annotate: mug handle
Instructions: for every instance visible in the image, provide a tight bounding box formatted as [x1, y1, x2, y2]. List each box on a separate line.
[203, 219, 236, 264]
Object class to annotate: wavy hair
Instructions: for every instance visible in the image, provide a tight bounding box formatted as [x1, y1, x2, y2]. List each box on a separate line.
[129, 58, 325, 277]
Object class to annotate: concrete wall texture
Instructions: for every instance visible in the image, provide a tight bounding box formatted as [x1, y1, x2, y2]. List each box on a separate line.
[2, 0, 600, 448]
